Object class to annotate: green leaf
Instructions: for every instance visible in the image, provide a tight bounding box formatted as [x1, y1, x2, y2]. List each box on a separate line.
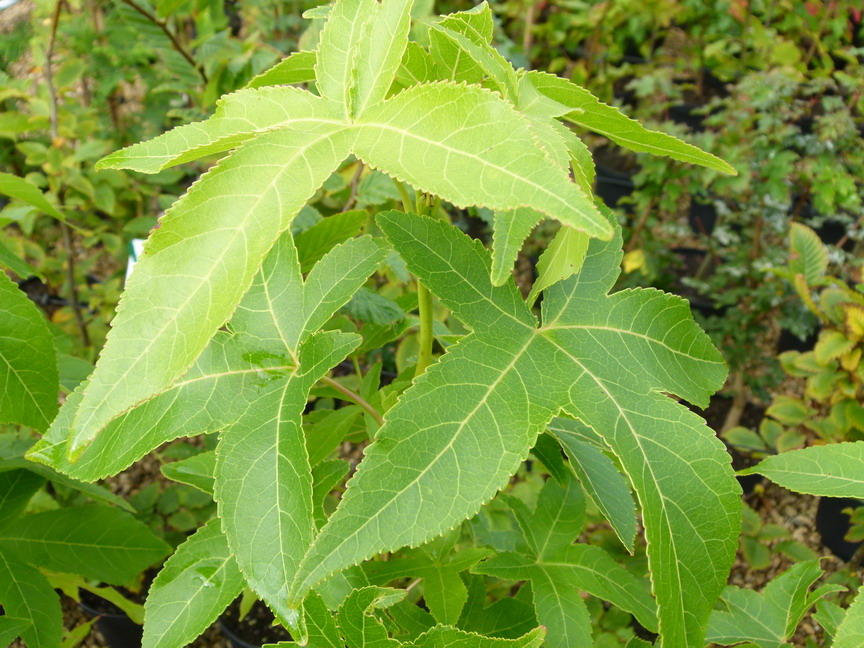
[0, 239, 41, 279]
[96, 87, 340, 174]
[814, 330, 856, 364]
[741, 442, 864, 498]
[407, 625, 546, 648]
[0, 506, 170, 585]
[291, 212, 734, 648]
[552, 426, 637, 552]
[0, 617, 31, 647]
[315, 0, 413, 118]
[338, 586, 405, 648]
[0, 469, 45, 527]
[215, 233, 384, 631]
[246, 51, 318, 89]
[526, 71, 737, 175]
[835, 585, 864, 648]
[0, 555, 62, 648]
[296, 210, 369, 273]
[143, 519, 245, 648]
[706, 560, 842, 648]
[789, 223, 828, 286]
[69, 124, 354, 458]
[0, 273, 59, 432]
[161, 451, 216, 494]
[354, 83, 611, 240]
[490, 208, 542, 287]
[0, 172, 65, 221]
[527, 226, 589, 305]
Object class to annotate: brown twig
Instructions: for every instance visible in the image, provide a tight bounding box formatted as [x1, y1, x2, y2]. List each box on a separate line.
[120, 0, 208, 85]
[45, 0, 91, 347]
[624, 198, 655, 252]
[341, 162, 364, 212]
[522, 2, 536, 60]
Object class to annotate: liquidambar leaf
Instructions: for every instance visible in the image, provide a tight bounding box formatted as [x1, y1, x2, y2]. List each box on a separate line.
[835, 585, 864, 648]
[142, 519, 244, 648]
[290, 212, 736, 647]
[741, 442, 864, 498]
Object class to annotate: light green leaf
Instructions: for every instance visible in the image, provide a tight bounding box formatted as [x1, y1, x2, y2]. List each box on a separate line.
[69, 124, 353, 458]
[0, 239, 41, 279]
[216, 331, 359, 627]
[246, 51, 318, 89]
[397, 41, 437, 87]
[143, 519, 245, 648]
[427, 16, 518, 101]
[315, 0, 413, 118]
[835, 585, 864, 648]
[527, 226, 589, 305]
[408, 625, 546, 648]
[313, 460, 350, 530]
[490, 208, 542, 287]
[0, 172, 65, 221]
[552, 428, 637, 552]
[0, 506, 170, 585]
[529, 574, 591, 648]
[292, 212, 729, 648]
[96, 87, 339, 174]
[526, 71, 737, 175]
[789, 223, 828, 286]
[215, 233, 383, 632]
[0, 273, 58, 432]
[0, 555, 62, 648]
[161, 451, 216, 494]
[706, 560, 841, 648]
[741, 442, 864, 498]
[353, 84, 611, 239]
[0, 616, 31, 647]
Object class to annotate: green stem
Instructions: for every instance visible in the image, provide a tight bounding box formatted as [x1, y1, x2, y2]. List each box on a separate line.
[320, 376, 384, 426]
[415, 281, 434, 378]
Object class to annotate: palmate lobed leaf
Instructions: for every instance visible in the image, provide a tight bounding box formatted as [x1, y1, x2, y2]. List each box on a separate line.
[288, 211, 737, 647]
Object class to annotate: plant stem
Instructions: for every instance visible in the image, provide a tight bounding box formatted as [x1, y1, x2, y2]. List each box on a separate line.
[415, 281, 434, 378]
[342, 162, 364, 212]
[320, 376, 384, 426]
[120, 0, 208, 85]
[45, 1, 90, 347]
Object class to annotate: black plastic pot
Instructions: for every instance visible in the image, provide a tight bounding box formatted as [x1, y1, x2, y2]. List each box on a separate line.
[689, 197, 718, 235]
[669, 104, 706, 132]
[219, 600, 292, 648]
[816, 497, 863, 561]
[776, 327, 820, 354]
[219, 620, 260, 648]
[79, 591, 142, 648]
[595, 165, 635, 209]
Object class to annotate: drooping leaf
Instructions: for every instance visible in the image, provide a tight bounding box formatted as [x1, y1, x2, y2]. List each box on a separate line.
[741, 442, 864, 498]
[835, 585, 864, 648]
[0, 172, 65, 221]
[291, 212, 734, 646]
[142, 519, 245, 648]
[0, 273, 58, 432]
[526, 71, 737, 175]
[0, 555, 62, 648]
[552, 424, 637, 552]
[527, 226, 589, 305]
[160, 451, 216, 494]
[706, 560, 844, 648]
[0, 506, 170, 585]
